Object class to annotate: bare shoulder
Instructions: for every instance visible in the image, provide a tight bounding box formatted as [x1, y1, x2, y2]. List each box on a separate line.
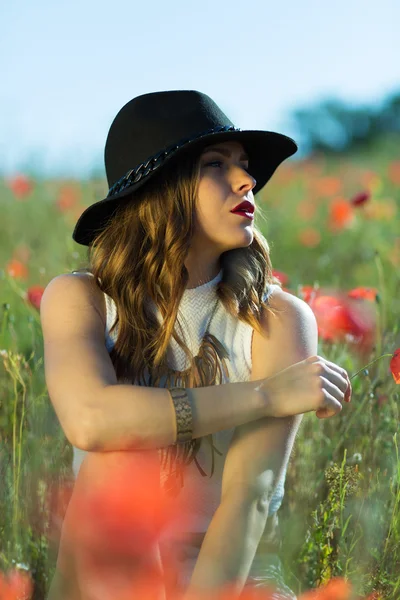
[40, 271, 106, 331]
[267, 285, 317, 323]
[250, 286, 318, 380]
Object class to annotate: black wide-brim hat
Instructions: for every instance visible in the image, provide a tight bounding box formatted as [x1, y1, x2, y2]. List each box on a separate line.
[73, 90, 298, 246]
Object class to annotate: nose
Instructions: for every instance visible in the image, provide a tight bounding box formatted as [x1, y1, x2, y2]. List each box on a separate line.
[231, 165, 257, 194]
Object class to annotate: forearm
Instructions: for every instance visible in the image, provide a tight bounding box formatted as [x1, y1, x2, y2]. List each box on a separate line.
[81, 380, 268, 452]
[185, 495, 269, 597]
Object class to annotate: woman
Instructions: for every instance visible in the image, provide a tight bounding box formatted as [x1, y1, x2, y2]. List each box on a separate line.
[41, 90, 352, 599]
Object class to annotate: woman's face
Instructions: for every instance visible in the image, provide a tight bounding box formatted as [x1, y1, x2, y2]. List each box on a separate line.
[193, 140, 257, 257]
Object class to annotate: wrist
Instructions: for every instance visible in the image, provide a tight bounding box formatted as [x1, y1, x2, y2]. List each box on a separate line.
[252, 378, 275, 418]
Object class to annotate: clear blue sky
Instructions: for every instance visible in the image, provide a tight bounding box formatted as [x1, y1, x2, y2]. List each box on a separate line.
[1, 0, 399, 178]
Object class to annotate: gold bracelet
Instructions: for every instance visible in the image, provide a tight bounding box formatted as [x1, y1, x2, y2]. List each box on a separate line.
[168, 387, 193, 443]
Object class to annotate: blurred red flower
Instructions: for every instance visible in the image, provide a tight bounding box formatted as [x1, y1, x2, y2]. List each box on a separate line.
[387, 159, 400, 186]
[272, 269, 290, 286]
[7, 174, 33, 199]
[196, 582, 277, 599]
[328, 198, 355, 231]
[297, 199, 317, 220]
[298, 227, 321, 248]
[56, 184, 80, 213]
[184, 576, 357, 600]
[309, 292, 376, 354]
[298, 576, 351, 599]
[390, 348, 400, 384]
[27, 285, 45, 310]
[350, 190, 371, 207]
[347, 287, 379, 302]
[298, 285, 320, 304]
[0, 568, 33, 600]
[55, 451, 202, 599]
[5, 259, 29, 280]
[313, 176, 342, 197]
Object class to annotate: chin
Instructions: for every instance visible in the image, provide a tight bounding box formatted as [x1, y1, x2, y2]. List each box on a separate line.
[224, 236, 253, 253]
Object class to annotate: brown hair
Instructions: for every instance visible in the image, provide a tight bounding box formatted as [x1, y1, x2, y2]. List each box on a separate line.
[73, 149, 286, 492]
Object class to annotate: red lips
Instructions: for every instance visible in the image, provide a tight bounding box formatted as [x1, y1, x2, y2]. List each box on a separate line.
[231, 200, 255, 214]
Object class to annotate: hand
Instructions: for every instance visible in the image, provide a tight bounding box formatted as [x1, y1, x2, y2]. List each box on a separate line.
[258, 355, 352, 419]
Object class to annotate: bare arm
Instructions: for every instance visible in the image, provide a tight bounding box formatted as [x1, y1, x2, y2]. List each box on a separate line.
[40, 274, 270, 451]
[90, 380, 270, 451]
[186, 290, 317, 595]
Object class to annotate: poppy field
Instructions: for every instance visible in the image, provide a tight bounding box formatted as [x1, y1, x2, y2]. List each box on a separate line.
[0, 134, 399, 599]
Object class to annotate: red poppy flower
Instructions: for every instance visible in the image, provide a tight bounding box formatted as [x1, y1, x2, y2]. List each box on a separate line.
[5, 259, 29, 280]
[298, 227, 321, 248]
[390, 348, 400, 384]
[272, 269, 289, 286]
[347, 287, 378, 302]
[27, 285, 45, 310]
[200, 582, 277, 599]
[7, 174, 33, 199]
[56, 185, 80, 213]
[56, 451, 203, 600]
[328, 198, 355, 230]
[297, 200, 317, 220]
[387, 160, 400, 186]
[61, 451, 201, 558]
[309, 292, 376, 354]
[350, 190, 371, 207]
[298, 285, 320, 304]
[298, 576, 351, 599]
[0, 569, 33, 600]
[313, 176, 342, 197]
[75, 549, 169, 600]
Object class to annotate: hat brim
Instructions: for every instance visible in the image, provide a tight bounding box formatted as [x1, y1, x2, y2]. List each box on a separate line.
[72, 129, 297, 246]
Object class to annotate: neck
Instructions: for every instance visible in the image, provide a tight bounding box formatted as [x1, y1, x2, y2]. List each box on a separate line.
[184, 258, 222, 290]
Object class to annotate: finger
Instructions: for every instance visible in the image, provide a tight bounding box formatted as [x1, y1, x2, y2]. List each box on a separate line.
[322, 379, 346, 409]
[319, 360, 351, 401]
[307, 355, 352, 404]
[321, 367, 348, 402]
[345, 373, 352, 403]
[316, 393, 342, 419]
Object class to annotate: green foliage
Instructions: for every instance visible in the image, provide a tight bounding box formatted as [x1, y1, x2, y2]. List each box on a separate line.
[288, 89, 400, 155]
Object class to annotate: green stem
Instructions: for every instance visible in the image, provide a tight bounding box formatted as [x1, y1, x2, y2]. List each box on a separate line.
[12, 368, 18, 542]
[341, 377, 373, 439]
[350, 353, 393, 380]
[374, 251, 387, 339]
[382, 433, 400, 562]
[16, 377, 26, 532]
[0, 303, 10, 346]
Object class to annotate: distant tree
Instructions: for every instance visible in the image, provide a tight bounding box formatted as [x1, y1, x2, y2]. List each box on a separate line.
[287, 90, 400, 155]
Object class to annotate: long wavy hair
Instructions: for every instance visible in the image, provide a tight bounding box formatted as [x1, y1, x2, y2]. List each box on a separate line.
[73, 148, 286, 491]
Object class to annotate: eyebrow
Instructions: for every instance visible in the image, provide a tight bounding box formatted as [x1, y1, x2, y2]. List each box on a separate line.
[202, 147, 249, 161]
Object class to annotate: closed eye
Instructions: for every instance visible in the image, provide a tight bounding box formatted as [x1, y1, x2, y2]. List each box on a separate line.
[205, 160, 252, 174]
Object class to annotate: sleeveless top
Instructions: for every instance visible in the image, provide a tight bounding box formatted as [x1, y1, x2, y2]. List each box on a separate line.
[71, 270, 289, 533]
